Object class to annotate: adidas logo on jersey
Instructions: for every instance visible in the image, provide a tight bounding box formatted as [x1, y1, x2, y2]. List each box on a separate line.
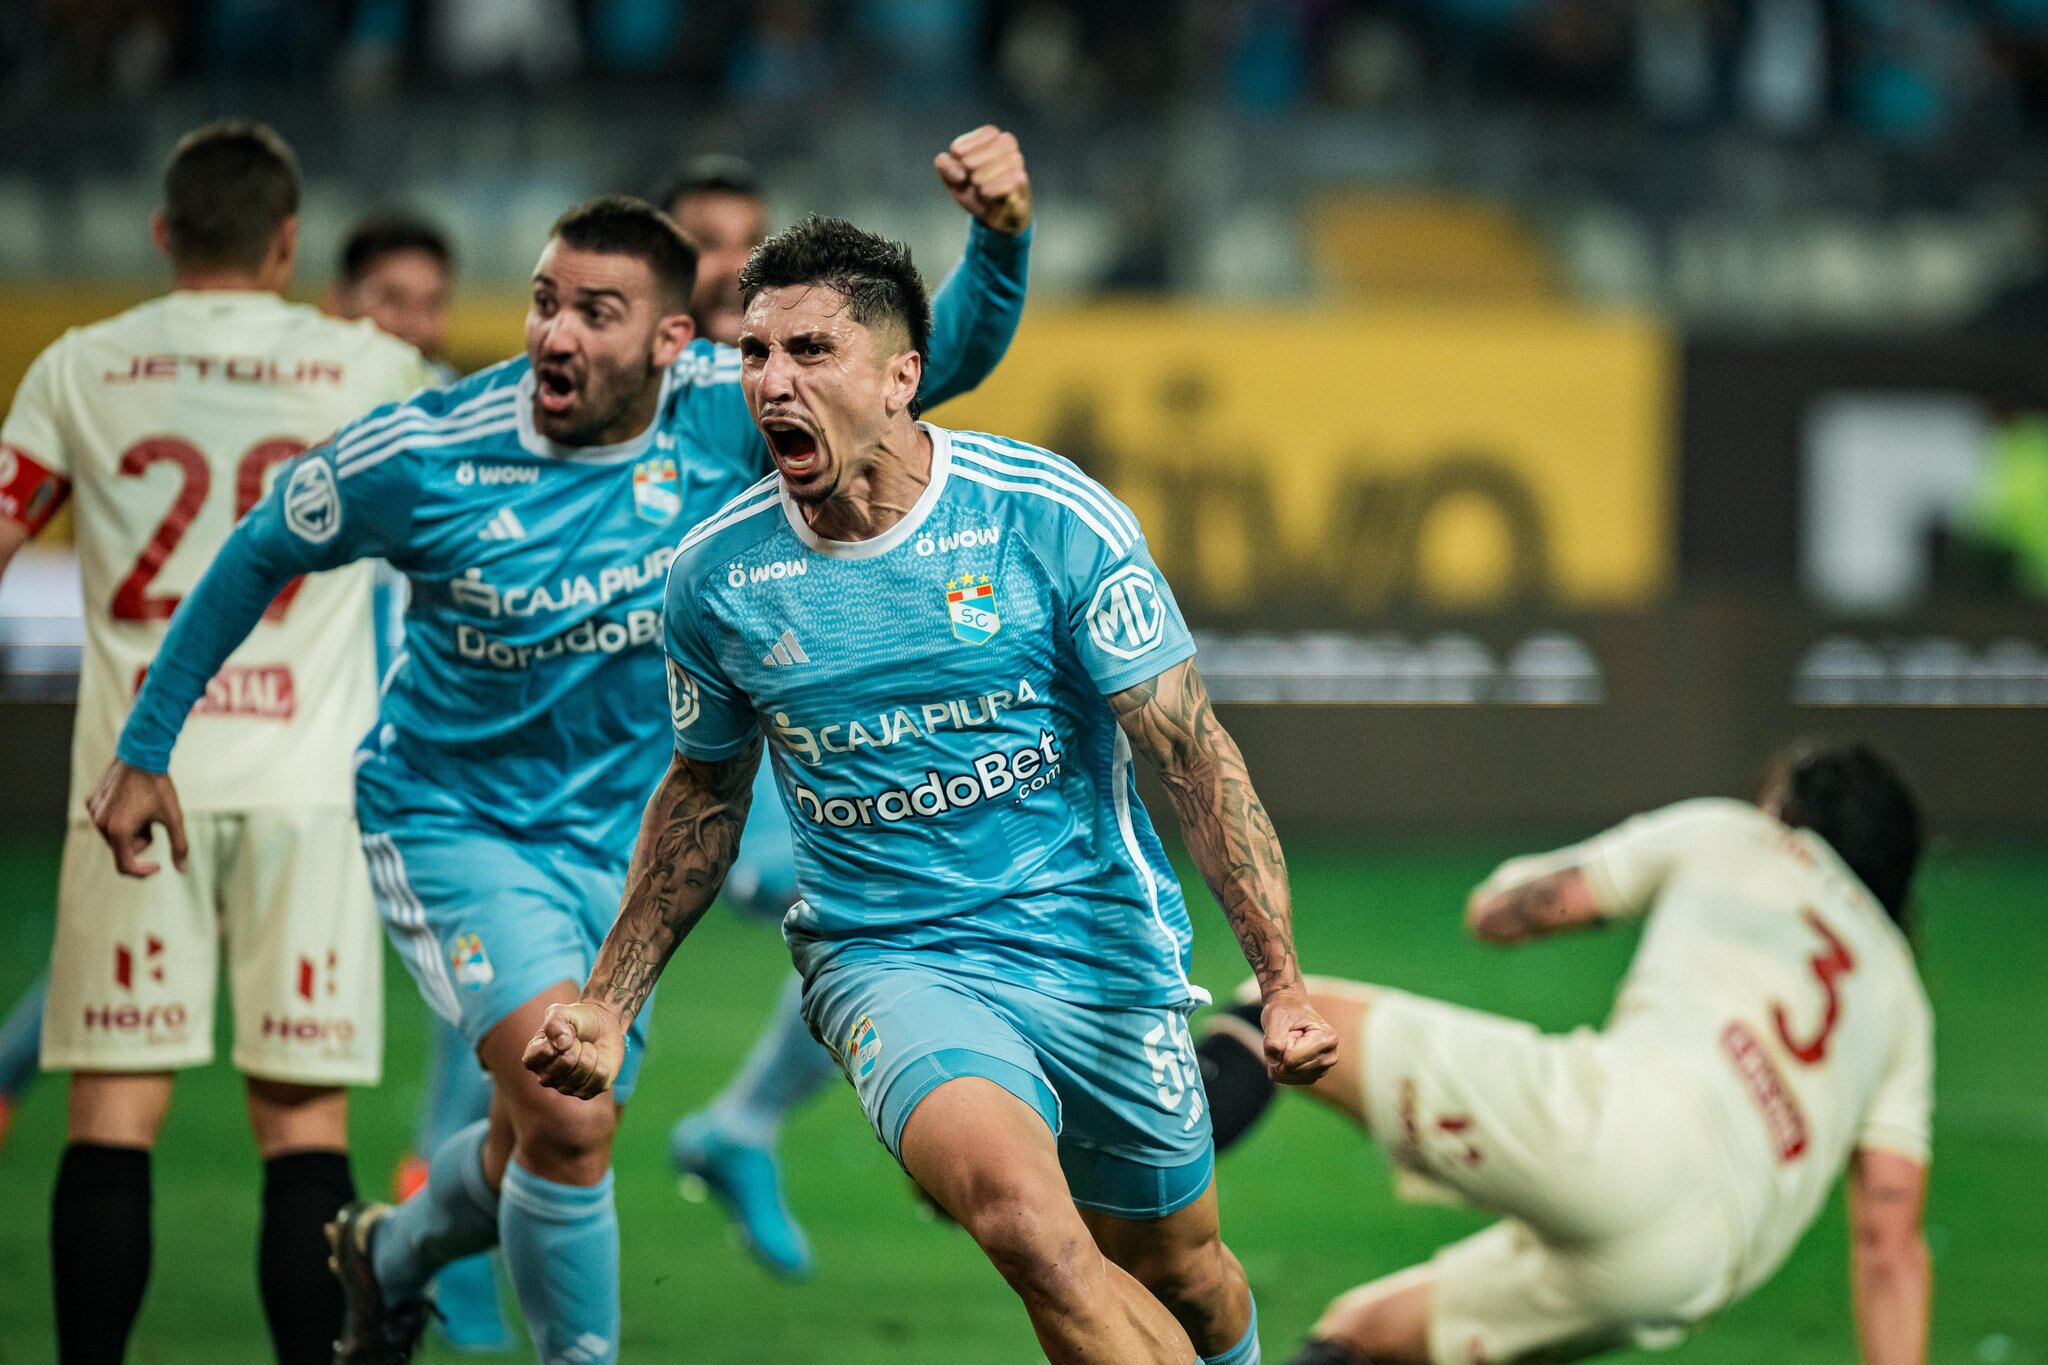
[761, 629, 811, 667]
[478, 508, 527, 541]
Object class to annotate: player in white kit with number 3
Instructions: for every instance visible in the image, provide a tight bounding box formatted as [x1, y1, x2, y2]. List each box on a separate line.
[1198, 742, 1935, 1365]
[0, 122, 436, 1364]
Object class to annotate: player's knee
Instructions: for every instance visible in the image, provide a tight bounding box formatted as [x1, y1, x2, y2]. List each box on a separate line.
[512, 1091, 617, 1182]
[961, 1189, 1102, 1311]
[1130, 1238, 1230, 1319]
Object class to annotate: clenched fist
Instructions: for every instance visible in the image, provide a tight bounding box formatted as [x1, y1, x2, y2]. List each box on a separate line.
[1262, 989, 1340, 1085]
[523, 999, 627, 1100]
[936, 126, 1032, 235]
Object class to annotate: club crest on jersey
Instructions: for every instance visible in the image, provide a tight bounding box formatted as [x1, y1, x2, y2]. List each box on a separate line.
[450, 934, 493, 990]
[632, 456, 681, 524]
[845, 1015, 881, 1081]
[945, 575, 1001, 646]
[668, 658, 701, 731]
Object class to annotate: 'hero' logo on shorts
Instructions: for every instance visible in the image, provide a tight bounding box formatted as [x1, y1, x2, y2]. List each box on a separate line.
[283, 457, 341, 543]
[668, 658, 701, 731]
[1087, 565, 1168, 660]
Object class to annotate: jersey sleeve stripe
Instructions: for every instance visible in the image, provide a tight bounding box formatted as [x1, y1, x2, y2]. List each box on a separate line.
[950, 438, 1140, 543]
[952, 433, 1140, 540]
[954, 465, 1130, 553]
[337, 414, 520, 481]
[337, 383, 514, 458]
[336, 394, 518, 473]
[674, 487, 782, 557]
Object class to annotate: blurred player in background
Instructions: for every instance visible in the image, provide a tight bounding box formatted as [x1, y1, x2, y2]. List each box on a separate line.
[0, 121, 437, 1364]
[329, 209, 515, 1352]
[0, 218, 465, 1166]
[1198, 742, 1933, 1365]
[527, 216, 1336, 1365]
[658, 154, 769, 349]
[656, 129, 1033, 1280]
[96, 135, 1031, 1364]
[326, 214, 458, 379]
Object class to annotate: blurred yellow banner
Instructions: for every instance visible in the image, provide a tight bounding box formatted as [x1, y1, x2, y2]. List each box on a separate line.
[932, 304, 1674, 613]
[3, 292, 1673, 612]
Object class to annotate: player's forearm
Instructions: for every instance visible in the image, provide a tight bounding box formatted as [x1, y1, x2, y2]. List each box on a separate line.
[1852, 1235, 1930, 1365]
[115, 523, 305, 773]
[1466, 864, 1602, 944]
[581, 743, 759, 1027]
[1113, 664, 1303, 998]
[918, 221, 1030, 409]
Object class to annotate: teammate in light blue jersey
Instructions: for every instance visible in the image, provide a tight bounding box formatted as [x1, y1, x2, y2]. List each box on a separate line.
[94, 171, 1030, 1364]
[528, 218, 1337, 1365]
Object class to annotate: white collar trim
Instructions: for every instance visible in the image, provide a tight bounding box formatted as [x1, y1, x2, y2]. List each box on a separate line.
[513, 365, 674, 463]
[780, 424, 952, 560]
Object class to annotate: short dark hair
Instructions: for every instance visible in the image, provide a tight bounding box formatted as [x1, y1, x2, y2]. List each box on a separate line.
[654, 154, 762, 214]
[1770, 741, 1924, 930]
[740, 215, 932, 362]
[162, 120, 300, 269]
[548, 196, 698, 312]
[339, 213, 454, 285]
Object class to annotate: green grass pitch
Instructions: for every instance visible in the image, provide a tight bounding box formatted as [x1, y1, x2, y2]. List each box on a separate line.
[0, 833, 2041, 1363]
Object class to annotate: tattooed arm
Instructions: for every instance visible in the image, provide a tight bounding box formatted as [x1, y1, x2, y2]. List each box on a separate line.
[524, 740, 762, 1099]
[1110, 658, 1337, 1085]
[1465, 866, 1605, 945]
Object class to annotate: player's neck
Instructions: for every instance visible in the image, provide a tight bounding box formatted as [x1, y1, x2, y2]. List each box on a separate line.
[169, 266, 276, 294]
[800, 423, 932, 543]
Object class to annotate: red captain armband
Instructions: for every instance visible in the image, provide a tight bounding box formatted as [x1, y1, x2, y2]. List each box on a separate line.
[0, 444, 70, 534]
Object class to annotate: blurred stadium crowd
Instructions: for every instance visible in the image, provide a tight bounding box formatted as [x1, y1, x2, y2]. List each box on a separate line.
[18, 0, 2048, 145]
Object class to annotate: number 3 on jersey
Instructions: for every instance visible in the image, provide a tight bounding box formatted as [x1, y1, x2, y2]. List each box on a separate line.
[1771, 909, 1857, 1066]
[110, 436, 308, 623]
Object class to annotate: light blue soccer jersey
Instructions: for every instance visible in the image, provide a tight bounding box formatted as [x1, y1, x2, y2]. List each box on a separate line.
[662, 425, 1205, 1007]
[117, 223, 1032, 863]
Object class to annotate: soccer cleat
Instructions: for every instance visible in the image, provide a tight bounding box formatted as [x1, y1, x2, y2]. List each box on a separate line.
[326, 1201, 430, 1363]
[669, 1114, 813, 1279]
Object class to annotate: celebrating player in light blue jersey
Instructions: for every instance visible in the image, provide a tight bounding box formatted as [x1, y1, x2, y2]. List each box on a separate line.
[92, 157, 1030, 1363]
[527, 218, 1338, 1365]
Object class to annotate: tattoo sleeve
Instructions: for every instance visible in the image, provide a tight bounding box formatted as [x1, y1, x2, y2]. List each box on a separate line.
[1110, 659, 1303, 999]
[582, 737, 762, 1026]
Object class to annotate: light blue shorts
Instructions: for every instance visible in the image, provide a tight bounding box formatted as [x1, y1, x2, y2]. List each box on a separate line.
[359, 823, 650, 1101]
[801, 957, 1214, 1219]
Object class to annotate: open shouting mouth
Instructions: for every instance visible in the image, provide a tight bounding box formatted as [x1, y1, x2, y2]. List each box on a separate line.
[533, 362, 579, 416]
[761, 415, 822, 479]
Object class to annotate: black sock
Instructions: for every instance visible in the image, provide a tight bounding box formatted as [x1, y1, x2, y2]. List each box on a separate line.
[259, 1150, 356, 1365]
[1287, 1339, 1375, 1365]
[53, 1142, 152, 1364]
[1198, 1002, 1276, 1152]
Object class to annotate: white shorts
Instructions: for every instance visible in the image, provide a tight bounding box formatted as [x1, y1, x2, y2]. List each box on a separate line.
[1360, 990, 1739, 1364]
[42, 811, 382, 1086]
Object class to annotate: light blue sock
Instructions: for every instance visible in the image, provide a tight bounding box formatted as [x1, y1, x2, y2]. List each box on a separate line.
[1203, 1294, 1260, 1365]
[372, 1119, 498, 1305]
[417, 1022, 509, 1347]
[706, 971, 841, 1145]
[0, 974, 48, 1098]
[499, 1160, 619, 1365]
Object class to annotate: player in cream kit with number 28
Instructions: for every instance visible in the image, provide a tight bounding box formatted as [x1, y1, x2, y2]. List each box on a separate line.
[0, 122, 434, 1365]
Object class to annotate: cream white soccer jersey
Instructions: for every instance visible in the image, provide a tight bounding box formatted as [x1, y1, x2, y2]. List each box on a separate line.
[1569, 798, 1934, 1294]
[0, 291, 435, 813]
